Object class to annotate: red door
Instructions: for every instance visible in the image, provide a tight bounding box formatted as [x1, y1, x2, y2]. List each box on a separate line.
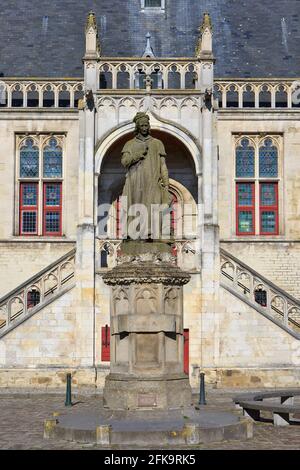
[184, 329, 189, 375]
[101, 325, 110, 362]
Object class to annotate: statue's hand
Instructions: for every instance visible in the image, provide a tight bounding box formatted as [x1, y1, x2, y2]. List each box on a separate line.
[128, 154, 145, 168]
[133, 154, 145, 163]
[159, 179, 168, 189]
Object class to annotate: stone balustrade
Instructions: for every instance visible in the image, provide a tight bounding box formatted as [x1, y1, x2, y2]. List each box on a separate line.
[0, 249, 76, 337]
[220, 248, 300, 337]
[0, 79, 84, 109]
[97, 238, 199, 272]
[214, 79, 300, 109]
[1, 77, 299, 109]
[98, 58, 202, 91]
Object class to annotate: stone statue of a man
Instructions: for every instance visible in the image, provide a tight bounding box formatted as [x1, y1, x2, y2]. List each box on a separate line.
[121, 113, 172, 238]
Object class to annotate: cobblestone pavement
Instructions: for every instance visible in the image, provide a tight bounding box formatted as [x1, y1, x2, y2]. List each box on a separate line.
[0, 389, 300, 450]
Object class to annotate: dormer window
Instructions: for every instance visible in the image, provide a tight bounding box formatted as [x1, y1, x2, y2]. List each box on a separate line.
[141, 0, 165, 10]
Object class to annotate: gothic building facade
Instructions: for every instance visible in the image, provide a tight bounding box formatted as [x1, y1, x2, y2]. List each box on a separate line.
[0, 1, 300, 390]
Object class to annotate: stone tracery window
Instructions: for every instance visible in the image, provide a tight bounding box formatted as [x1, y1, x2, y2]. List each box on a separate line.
[20, 139, 39, 178]
[43, 138, 63, 178]
[235, 135, 280, 236]
[259, 138, 278, 178]
[235, 138, 255, 178]
[17, 135, 64, 236]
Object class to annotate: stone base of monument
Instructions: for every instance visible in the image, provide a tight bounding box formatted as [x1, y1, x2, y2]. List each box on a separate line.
[44, 242, 252, 448]
[103, 373, 192, 410]
[44, 242, 252, 446]
[101, 241, 193, 413]
[44, 407, 253, 447]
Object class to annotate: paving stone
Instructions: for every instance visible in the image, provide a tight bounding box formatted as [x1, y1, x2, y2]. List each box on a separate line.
[0, 389, 300, 449]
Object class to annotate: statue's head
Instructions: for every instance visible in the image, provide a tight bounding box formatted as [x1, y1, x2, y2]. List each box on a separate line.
[133, 112, 150, 136]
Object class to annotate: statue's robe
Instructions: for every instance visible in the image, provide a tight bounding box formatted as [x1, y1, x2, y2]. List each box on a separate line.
[121, 135, 171, 237]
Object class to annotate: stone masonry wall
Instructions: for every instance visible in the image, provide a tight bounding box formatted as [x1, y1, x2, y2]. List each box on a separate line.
[221, 242, 300, 299]
[0, 242, 75, 297]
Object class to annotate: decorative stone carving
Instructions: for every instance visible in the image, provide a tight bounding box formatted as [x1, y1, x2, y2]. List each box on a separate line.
[113, 288, 129, 316]
[102, 241, 192, 411]
[136, 288, 157, 315]
[164, 287, 179, 315]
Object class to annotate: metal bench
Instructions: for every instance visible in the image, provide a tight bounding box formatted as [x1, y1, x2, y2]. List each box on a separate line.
[233, 390, 300, 426]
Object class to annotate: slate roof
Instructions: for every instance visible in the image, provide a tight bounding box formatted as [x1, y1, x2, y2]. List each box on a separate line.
[0, 0, 299, 78]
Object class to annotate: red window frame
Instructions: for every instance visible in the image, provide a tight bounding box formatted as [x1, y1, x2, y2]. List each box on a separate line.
[19, 182, 38, 235]
[43, 182, 62, 236]
[101, 325, 110, 362]
[184, 329, 189, 375]
[259, 182, 279, 235]
[236, 182, 255, 236]
[170, 193, 178, 234]
[116, 197, 122, 239]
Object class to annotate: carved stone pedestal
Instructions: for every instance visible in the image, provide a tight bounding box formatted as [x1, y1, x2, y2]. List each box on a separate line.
[45, 241, 252, 445]
[102, 242, 192, 411]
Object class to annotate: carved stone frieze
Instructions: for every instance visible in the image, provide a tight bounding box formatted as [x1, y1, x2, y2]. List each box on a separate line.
[102, 260, 191, 286]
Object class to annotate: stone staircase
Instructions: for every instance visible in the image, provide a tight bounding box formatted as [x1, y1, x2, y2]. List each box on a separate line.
[220, 248, 300, 339]
[0, 249, 76, 338]
[0, 244, 298, 342]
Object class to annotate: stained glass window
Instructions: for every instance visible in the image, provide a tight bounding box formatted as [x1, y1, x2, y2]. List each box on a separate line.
[237, 183, 253, 206]
[235, 136, 280, 237]
[238, 211, 254, 234]
[259, 139, 278, 177]
[43, 138, 62, 178]
[236, 183, 255, 234]
[236, 139, 255, 177]
[20, 139, 39, 177]
[18, 136, 64, 236]
[260, 183, 278, 234]
[261, 184, 276, 206]
[20, 183, 38, 234]
[22, 184, 38, 205]
[45, 212, 60, 233]
[45, 184, 61, 206]
[22, 212, 37, 233]
[43, 183, 62, 235]
[261, 211, 276, 233]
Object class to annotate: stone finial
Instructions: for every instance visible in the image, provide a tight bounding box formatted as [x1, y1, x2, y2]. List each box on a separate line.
[195, 12, 213, 57]
[85, 11, 97, 32]
[201, 12, 213, 34]
[142, 32, 155, 57]
[85, 11, 101, 57]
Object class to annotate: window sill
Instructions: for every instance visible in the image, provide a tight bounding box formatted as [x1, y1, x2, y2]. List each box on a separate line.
[141, 8, 165, 13]
[3, 236, 76, 243]
[220, 237, 298, 243]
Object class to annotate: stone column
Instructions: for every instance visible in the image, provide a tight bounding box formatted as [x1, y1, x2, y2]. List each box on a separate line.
[74, 12, 100, 366]
[198, 13, 219, 301]
[197, 13, 220, 373]
[102, 242, 192, 411]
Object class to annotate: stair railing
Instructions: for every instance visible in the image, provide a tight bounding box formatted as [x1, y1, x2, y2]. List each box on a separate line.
[220, 248, 300, 338]
[0, 248, 76, 337]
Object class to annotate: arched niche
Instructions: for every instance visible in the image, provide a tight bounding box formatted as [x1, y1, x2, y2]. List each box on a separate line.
[97, 129, 198, 238]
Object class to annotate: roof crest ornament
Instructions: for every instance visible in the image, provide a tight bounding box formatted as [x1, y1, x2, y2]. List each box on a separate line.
[86, 11, 97, 32]
[195, 12, 213, 57]
[142, 32, 155, 58]
[201, 12, 213, 34]
[85, 11, 101, 57]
